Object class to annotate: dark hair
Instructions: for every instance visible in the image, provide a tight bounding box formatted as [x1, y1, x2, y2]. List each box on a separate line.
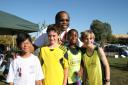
[16, 33, 32, 48]
[46, 24, 61, 35]
[67, 29, 78, 39]
[0, 44, 6, 53]
[55, 11, 70, 24]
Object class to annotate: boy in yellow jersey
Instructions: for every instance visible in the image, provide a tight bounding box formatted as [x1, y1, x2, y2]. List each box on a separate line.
[66, 29, 82, 85]
[80, 30, 110, 85]
[39, 24, 68, 85]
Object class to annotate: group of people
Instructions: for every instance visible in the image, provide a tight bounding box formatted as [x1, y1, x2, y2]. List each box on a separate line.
[0, 44, 15, 81]
[6, 11, 110, 85]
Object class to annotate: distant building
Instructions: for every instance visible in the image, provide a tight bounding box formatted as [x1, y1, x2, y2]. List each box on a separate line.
[112, 34, 128, 39]
[112, 34, 128, 45]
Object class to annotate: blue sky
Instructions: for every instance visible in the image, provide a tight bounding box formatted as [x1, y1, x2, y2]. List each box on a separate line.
[0, 0, 128, 35]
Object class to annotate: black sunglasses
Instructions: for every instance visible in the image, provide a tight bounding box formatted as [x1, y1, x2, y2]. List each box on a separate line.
[59, 19, 69, 22]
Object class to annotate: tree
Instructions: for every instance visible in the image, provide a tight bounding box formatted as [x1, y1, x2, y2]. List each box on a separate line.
[90, 19, 112, 47]
[0, 35, 16, 47]
[104, 22, 112, 42]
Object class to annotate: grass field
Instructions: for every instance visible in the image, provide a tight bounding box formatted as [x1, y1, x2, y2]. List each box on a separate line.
[0, 57, 128, 85]
[108, 57, 128, 85]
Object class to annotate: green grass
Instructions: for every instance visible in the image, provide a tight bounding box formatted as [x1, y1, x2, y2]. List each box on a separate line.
[108, 57, 128, 85]
[109, 57, 128, 67]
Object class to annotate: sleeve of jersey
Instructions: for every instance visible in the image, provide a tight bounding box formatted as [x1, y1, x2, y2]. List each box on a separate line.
[6, 61, 14, 83]
[63, 52, 69, 69]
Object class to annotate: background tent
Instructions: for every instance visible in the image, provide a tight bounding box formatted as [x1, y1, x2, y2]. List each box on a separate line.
[0, 10, 39, 35]
[0, 10, 39, 47]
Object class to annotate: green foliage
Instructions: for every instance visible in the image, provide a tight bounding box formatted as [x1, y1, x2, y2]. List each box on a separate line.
[0, 35, 12, 44]
[0, 35, 16, 47]
[90, 19, 112, 46]
[110, 36, 128, 45]
[110, 38, 119, 44]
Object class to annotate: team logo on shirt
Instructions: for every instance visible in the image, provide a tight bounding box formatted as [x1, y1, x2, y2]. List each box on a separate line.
[17, 67, 22, 77]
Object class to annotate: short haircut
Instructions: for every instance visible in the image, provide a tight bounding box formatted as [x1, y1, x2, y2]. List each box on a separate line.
[16, 33, 32, 48]
[46, 24, 61, 35]
[55, 11, 70, 24]
[67, 29, 78, 39]
[80, 30, 95, 42]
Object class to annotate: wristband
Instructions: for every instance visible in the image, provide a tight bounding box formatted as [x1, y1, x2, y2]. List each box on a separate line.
[105, 79, 110, 82]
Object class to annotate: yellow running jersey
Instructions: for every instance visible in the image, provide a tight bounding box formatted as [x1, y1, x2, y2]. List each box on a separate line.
[83, 49, 102, 85]
[68, 49, 81, 84]
[39, 45, 68, 85]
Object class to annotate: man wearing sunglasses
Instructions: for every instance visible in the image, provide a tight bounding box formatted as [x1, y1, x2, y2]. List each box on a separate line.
[34, 11, 82, 48]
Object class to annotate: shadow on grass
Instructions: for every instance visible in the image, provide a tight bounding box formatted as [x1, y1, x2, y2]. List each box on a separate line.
[110, 65, 128, 71]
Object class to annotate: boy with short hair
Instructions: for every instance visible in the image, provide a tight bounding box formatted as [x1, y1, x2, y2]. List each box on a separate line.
[80, 30, 110, 85]
[39, 24, 68, 85]
[66, 29, 82, 85]
[7, 33, 44, 85]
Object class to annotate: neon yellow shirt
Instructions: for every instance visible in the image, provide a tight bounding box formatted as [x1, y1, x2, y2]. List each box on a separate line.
[39, 45, 68, 85]
[83, 49, 102, 85]
[68, 49, 81, 84]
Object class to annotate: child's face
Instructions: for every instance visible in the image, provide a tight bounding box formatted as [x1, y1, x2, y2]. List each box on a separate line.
[20, 39, 32, 53]
[69, 31, 78, 45]
[48, 31, 59, 45]
[83, 34, 94, 46]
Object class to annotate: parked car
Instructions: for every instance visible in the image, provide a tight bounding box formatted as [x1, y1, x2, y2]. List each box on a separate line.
[104, 45, 119, 52]
[104, 45, 128, 57]
[119, 47, 128, 57]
